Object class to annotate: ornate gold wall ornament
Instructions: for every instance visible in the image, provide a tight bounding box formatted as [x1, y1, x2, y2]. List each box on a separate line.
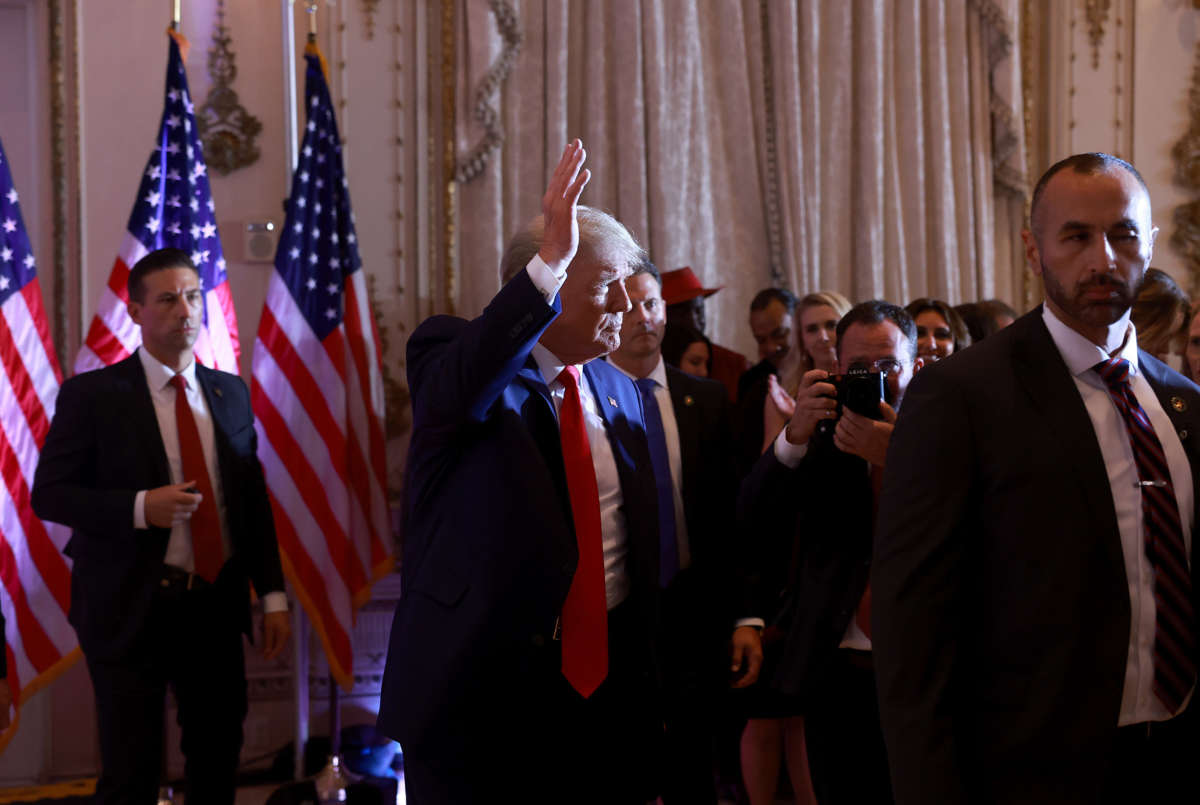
[758, 0, 785, 288]
[455, 0, 522, 184]
[442, 0, 458, 314]
[1083, 0, 1111, 70]
[1170, 36, 1200, 294]
[196, 0, 262, 175]
[361, 0, 381, 40]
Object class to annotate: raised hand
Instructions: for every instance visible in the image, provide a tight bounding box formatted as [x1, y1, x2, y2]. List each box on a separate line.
[537, 139, 591, 275]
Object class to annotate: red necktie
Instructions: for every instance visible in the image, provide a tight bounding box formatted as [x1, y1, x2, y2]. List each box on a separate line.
[171, 374, 224, 582]
[1095, 357, 1197, 713]
[556, 366, 608, 697]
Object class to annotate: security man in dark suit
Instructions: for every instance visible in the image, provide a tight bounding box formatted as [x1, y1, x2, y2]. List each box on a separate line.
[733, 300, 924, 805]
[874, 153, 1200, 804]
[32, 248, 289, 804]
[608, 258, 738, 804]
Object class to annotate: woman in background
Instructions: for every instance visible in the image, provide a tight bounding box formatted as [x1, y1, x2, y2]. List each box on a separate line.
[662, 322, 712, 378]
[1131, 268, 1190, 365]
[905, 297, 970, 362]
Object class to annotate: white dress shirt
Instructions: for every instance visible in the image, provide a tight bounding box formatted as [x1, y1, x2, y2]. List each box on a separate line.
[608, 355, 692, 569]
[531, 343, 631, 611]
[1042, 305, 1194, 724]
[133, 347, 287, 613]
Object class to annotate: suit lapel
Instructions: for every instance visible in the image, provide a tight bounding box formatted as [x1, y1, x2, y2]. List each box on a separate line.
[1010, 311, 1126, 575]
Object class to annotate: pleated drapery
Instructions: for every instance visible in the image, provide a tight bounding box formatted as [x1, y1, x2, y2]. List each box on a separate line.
[453, 0, 1027, 355]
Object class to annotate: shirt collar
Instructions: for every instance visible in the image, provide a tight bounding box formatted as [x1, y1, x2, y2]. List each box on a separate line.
[1041, 304, 1140, 379]
[137, 345, 198, 391]
[606, 354, 667, 388]
[531, 342, 579, 389]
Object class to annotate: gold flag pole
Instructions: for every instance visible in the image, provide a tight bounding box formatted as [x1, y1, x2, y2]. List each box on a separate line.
[306, 1, 318, 42]
[172, 0, 181, 30]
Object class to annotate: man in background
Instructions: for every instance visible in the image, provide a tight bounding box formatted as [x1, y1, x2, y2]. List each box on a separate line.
[733, 301, 922, 804]
[739, 288, 798, 400]
[609, 258, 738, 803]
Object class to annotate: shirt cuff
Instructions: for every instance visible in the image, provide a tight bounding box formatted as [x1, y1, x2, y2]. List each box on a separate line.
[736, 617, 765, 629]
[773, 428, 808, 468]
[134, 490, 148, 530]
[262, 592, 289, 613]
[524, 254, 567, 304]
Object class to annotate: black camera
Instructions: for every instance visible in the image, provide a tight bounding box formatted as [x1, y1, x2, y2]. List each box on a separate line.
[813, 368, 888, 441]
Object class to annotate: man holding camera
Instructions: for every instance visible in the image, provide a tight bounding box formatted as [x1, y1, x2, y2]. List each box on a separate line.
[731, 300, 922, 805]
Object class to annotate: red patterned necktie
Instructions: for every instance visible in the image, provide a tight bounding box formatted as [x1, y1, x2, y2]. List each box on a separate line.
[1095, 357, 1197, 713]
[556, 366, 608, 697]
[170, 374, 224, 582]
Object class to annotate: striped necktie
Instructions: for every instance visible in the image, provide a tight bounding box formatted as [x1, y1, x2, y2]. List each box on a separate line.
[1095, 357, 1196, 713]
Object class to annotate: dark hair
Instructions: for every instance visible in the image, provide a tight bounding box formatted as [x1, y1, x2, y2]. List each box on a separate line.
[749, 287, 797, 314]
[631, 257, 662, 286]
[127, 247, 198, 304]
[835, 300, 918, 363]
[1132, 268, 1191, 358]
[1029, 152, 1150, 237]
[661, 322, 711, 373]
[905, 297, 971, 353]
[955, 299, 1018, 342]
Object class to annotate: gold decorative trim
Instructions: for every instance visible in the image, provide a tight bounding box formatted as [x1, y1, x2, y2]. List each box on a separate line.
[49, 0, 68, 370]
[442, 0, 457, 314]
[1020, 0, 1039, 310]
[1170, 34, 1200, 294]
[758, 0, 784, 288]
[455, 0, 521, 184]
[1083, 0, 1111, 70]
[197, 0, 262, 175]
[361, 0, 381, 40]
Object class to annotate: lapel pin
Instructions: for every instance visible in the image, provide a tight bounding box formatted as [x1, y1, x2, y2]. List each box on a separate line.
[1170, 396, 1186, 412]
[683, 394, 695, 407]
[214, 387, 223, 398]
[608, 396, 618, 408]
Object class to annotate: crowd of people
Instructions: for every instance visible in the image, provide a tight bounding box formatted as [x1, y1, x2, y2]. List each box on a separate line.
[381, 142, 1199, 805]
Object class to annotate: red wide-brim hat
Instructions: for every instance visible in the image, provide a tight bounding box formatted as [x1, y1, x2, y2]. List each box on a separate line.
[660, 266, 721, 305]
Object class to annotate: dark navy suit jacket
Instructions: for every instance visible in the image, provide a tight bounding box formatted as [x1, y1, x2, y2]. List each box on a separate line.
[377, 269, 660, 757]
[31, 352, 284, 661]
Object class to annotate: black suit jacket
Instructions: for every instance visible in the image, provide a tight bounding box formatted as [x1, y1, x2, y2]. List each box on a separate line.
[31, 353, 285, 661]
[739, 434, 874, 701]
[873, 308, 1200, 804]
[377, 271, 661, 760]
[659, 367, 737, 675]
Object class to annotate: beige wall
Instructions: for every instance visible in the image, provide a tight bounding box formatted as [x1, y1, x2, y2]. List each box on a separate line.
[1042, 0, 1199, 292]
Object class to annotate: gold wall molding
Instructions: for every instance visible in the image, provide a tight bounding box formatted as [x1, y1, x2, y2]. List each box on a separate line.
[455, 0, 521, 184]
[1171, 32, 1200, 294]
[441, 0, 457, 314]
[361, 0, 381, 40]
[197, 0, 262, 175]
[1083, 0, 1111, 70]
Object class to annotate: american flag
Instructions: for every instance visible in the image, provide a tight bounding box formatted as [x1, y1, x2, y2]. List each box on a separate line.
[0, 135, 79, 750]
[252, 45, 392, 689]
[75, 33, 238, 374]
